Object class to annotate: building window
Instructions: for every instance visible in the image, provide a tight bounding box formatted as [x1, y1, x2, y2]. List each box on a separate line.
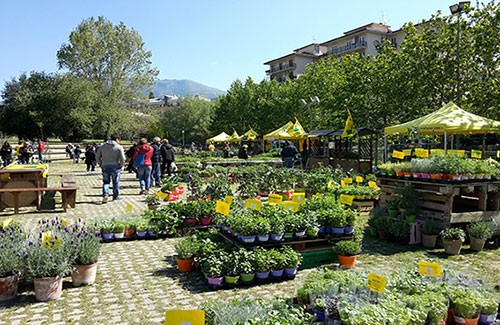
[331, 46, 338, 54]
[391, 38, 397, 47]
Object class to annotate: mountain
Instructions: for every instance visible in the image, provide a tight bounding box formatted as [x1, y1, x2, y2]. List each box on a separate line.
[149, 79, 226, 99]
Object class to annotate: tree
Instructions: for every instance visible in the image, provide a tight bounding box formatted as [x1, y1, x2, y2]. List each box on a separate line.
[56, 16, 158, 137]
[161, 97, 215, 144]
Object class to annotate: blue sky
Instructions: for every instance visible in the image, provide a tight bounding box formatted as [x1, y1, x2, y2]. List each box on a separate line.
[0, 0, 455, 92]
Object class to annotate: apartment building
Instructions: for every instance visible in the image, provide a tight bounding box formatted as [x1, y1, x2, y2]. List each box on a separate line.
[264, 43, 327, 82]
[264, 22, 406, 82]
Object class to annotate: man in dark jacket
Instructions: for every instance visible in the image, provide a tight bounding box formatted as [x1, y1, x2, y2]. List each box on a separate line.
[151, 137, 162, 187]
[95, 134, 126, 203]
[281, 141, 299, 168]
[160, 139, 176, 176]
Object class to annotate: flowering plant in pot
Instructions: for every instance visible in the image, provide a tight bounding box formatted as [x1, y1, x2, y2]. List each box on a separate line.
[145, 193, 161, 210]
[222, 250, 241, 284]
[174, 237, 200, 273]
[440, 228, 466, 255]
[334, 240, 360, 269]
[0, 223, 25, 302]
[63, 220, 101, 286]
[253, 248, 271, 279]
[467, 221, 493, 252]
[238, 249, 256, 283]
[22, 230, 72, 301]
[453, 295, 481, 324]
[281, 246, 301, 276]
[201, 253, 225, 285]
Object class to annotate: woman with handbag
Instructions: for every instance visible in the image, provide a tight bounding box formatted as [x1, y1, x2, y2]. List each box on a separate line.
[132, 138, 154, 194]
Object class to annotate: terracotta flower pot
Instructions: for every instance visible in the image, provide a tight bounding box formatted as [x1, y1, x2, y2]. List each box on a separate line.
[0, 273, 20, 302]
[124, 228, 135, 237]
[422, 234, 438, 249]
[177, 258, 194, 273]
[338, 255, 357, 269]
[454, 315, 479, 325]
[72, 262, 98, 287]
[33, 276, 63, 302]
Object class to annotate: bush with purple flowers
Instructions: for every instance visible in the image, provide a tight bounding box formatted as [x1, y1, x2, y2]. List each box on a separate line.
[0, 223, 26, 277]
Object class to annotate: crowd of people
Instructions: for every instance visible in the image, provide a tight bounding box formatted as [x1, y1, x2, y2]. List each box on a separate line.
[0, 139, 45, 167]
[93, 135, 176, 204]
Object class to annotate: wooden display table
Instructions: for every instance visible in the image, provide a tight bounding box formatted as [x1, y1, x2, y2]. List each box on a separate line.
[377, 177, 500, 225]
[0, 164, 48, 211]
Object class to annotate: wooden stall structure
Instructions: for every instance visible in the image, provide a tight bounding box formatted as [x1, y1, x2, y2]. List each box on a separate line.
[307, 128, 379, 173]
[378, 177, 500, 226]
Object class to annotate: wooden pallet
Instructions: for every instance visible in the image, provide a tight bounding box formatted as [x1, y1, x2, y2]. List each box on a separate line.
[378, 177, 500, 225]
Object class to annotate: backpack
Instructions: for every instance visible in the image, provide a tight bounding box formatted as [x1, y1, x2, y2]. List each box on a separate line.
[133, 153, 145, 167]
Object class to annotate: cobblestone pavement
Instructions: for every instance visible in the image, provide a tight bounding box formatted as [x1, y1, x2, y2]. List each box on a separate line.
[0, 162, 499, 324]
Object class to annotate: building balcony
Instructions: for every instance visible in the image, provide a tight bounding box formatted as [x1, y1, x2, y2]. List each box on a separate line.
[266, 63, 297, 75]
[331, 40, 367, 55]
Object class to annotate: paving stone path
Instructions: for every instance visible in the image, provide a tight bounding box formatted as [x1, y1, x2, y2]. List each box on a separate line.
[0, 161, 499, 324]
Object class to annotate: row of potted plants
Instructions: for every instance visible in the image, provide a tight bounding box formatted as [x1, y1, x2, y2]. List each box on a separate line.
[173, 230, 303, 287]
[0, 217, 101, 302]
[335, 184, 380, 200]
[377, 156, 500, 181]
[297, 268, 499, 325]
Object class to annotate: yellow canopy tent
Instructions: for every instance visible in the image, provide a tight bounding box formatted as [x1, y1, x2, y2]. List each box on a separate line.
[206, 132, 230, 143]
[240, 128, 259, 141]
[228, 130, 240, 143]
[263, 120, 307, 140]
[385, 102, 500, 135]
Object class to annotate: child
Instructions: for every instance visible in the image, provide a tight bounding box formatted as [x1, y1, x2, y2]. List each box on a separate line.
[73, 145, 82, 163]
[84, 145, 96, 171]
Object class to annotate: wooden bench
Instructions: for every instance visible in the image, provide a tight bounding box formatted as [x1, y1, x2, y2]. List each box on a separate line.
[0, 186, 79, 214]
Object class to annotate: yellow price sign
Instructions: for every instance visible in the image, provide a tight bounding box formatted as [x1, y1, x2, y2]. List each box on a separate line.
[157, 191, 168, 200]
[2, 218, 13, 228]
[367, 273, 387, 293]
[165, 309, 205, 325]
[245, 199, 262, 211]
[448, 149, 465, 157]
[344, 178, 353, 184]
[215, 200, 230, 216]
[418, 261, 442, 277]
[340, 180, 346, 187]
[339, 194, 354, 206]
[292, 193, 305, 204]
[415, 148, 429, 158]
[392, 150, 405, 160]
[368, 181, 378, 189]
[430, 149, 445, 157]
[497, 150, 500, 159]
[268, 194, 283, 205]
[283, 201, 299, 212]
[125, 203, 133, 213]
[403, 149, 412, 157]
[224, 195, 233, 204]
[471, 150, 482, 159]
[356, 176, 364, 183]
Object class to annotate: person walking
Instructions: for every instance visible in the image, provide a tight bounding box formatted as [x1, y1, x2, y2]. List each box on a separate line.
[73, 145, 82, 163]
[96, 134, 126, 203]
[238, 144, 250, 159]
[281, 141, 299, 168]
[0, 141, 13, 167]
[36, 139, 45, 163]
[125, 143, 138, 174]
[84, 144, 97, 172]
[65, 143, 74, 160]
[150, 137, 162, 187]
[132, 138, 154, 194]
[160, 139, 176, 176]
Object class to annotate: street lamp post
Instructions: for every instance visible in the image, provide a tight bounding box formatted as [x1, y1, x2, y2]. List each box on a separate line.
[182, 130, 185, 148]
[449, 1, 469, 105]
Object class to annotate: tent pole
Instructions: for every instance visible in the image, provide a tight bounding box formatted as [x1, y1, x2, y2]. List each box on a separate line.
[384, 134, 388, 163]
[444, 132, 448, 153]
[482, 134, 486, 158]
[417, 129, 421, 145]
[451, 135, 454, 150]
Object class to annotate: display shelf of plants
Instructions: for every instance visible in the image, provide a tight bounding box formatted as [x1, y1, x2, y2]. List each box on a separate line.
[296, 267, 499, 325]
[173, 230, 303, 289]
[377, 155, 500, 182]
[213, 195, 358, 251]
[0, 217, 101, 302]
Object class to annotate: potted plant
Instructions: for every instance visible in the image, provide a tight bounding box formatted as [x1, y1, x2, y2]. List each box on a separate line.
[135, 220, 149, 239]
[395, 184, 419, 222]
[238, 249, 256, 283]
[453, 295, 481, 325]
[202, 254, 225, 286]
[421, 219, 442, 249]
[112, 221, 125, 239]
[479, 296, 498, 325]
[254, 217, 271, 242]
[254, 248, 271, 280]
[99, 219, 115, 241]
[440, 228, 466, 255]
[467, 221, 493, 252]
[343, 209, 357, 234]
[145, 193, 161, 210]
[65, 221, 101, 287]
[328, 210, 346, 237]
[223, 250, 241, 284]
[334, 240, 361, 268]
[174, 237, 199, 273]
[385, 198, 400, 218]
[0, 224, 25, 302]
[23, 231, 72, 301]
[268, 249, 286, 278]
[198, 200, 215, 226]
[281, 246, 301, 276]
